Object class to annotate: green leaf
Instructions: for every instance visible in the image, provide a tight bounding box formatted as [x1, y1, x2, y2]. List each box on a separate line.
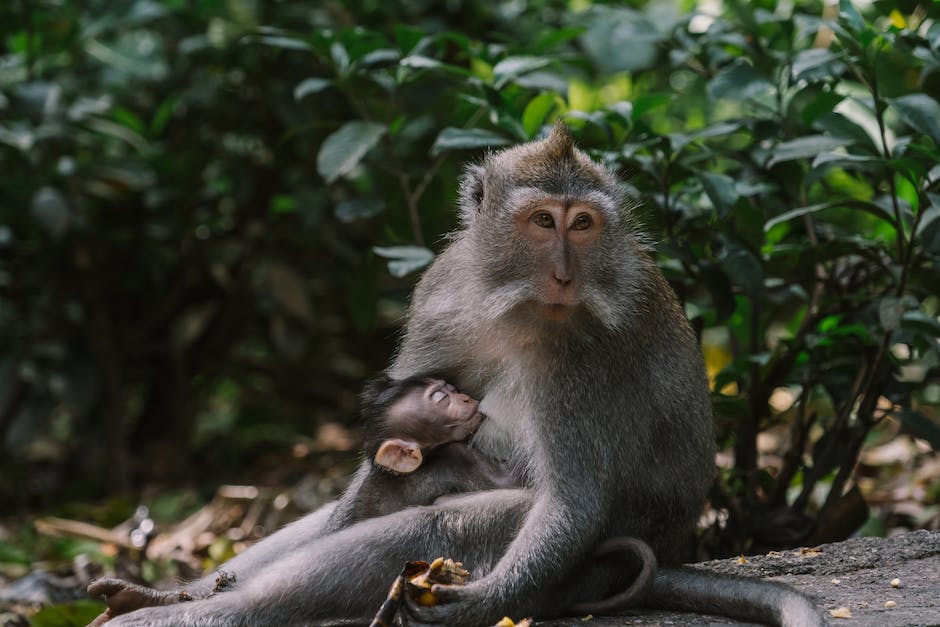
[764, 200, 896, 231]
[811, 152, 884, 173]
[719, 241, 763, 297]
[767, 136, 852, 167]
[698, 172, 738, 218]
[791, 49, 845, 82]
[316, 121, 386, 184]
[335, 197, 384, 222]
[707, 60, 773, 102]
[330, 42, 350, 75]
[917, 201, 940, 254]
[360, 49, 400, 66]
[399, 55, 471, 77]
[522, 93, 558, 137]
[889, 94, 940, 148]
[631, 93, 672, 118]
[580, 6, 662, 73]
[799, 90, 845, 127]
[294, 77, 331, 100]
[839, 0, 866, 33]
[269, 195, 296, 214]
[253, 35, 312, 51]
[400, 54, 442, 69]
[430, 127, 511, 156]
[492, 56, 551, 88]
[373, 246, 434, 277]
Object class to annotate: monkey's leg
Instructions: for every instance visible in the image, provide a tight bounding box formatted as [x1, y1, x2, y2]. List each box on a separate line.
[104, 490, 531, 627]
[88, 499, 341, 612]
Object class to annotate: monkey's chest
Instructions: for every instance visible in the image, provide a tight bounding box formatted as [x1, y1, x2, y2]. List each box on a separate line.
[472, 382, 531, 461]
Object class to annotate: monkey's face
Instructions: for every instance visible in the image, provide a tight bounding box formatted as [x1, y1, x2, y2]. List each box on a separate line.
[513, 199, 606, 322]
[385, 379, 484, 448]
[458, 123, 642, 331]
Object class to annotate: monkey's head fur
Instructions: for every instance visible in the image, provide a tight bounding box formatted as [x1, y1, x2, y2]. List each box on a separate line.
[454, 122, 648, 332]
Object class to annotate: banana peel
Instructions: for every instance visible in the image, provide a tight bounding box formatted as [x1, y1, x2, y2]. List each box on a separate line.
[368, 557, 530, 627]
[406, 557, 470, 606]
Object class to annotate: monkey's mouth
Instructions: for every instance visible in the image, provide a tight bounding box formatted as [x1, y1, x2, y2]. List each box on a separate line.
[535, 302, 576, 321]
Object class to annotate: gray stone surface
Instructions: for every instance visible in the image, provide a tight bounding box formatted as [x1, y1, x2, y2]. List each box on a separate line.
[537, 530, 940, 626]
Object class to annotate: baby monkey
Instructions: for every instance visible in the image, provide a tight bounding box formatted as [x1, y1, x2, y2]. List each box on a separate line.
[350, 374, 516, 521]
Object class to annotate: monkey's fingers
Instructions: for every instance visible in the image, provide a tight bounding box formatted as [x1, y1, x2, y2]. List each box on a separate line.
[87, 578, 175, 615]
[88, 578, 131, 598]
[402, 583, 473, 624]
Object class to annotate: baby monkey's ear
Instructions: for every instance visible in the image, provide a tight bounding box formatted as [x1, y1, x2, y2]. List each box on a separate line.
[374, 438, 424, 474]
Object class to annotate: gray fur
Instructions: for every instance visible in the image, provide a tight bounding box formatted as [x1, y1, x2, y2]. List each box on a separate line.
[99, 125, 823, 627]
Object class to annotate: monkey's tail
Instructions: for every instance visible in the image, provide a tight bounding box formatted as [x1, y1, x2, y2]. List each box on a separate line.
[568, 536, 657, 615]
[649, 567, 828, 627]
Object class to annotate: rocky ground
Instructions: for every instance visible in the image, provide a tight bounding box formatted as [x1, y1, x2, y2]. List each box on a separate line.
[538, 530, 940, 626]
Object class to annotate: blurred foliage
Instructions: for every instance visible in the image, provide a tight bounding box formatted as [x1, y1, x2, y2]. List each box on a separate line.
[1, 0, 939, 554]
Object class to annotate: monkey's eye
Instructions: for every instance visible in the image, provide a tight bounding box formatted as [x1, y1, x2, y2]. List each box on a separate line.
[570, 213, 593, 231]
[431, 390, 447, 403]
[532, 212, 555, 228]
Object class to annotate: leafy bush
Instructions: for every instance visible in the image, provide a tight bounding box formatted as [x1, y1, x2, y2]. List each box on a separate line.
[1, 0, 938, 551]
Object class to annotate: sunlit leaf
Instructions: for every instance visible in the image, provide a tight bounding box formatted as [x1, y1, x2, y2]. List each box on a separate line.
[707, 60, 773, 102]
[522, 93, 558, 137]
[767, 136, 852, 167]
[492, 56, 551, 88]
[251, 35, 312, 51]
[699, 172, 738, 218]
[335, 197, 384, 222]
[764, 200, 896, 231]
[792, 49, 845, 82]
[373, 246, 434, 277]
[316, 121, 386, 183]
[889, 94, 940, 148]
[430, 127, 511, 156]
[294, 77, 331, 100]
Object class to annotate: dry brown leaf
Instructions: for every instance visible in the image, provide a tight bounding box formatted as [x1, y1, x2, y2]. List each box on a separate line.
[830, 607, 852, 619]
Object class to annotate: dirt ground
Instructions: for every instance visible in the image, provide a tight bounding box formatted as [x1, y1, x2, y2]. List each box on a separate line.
[538, 530, 940, 626]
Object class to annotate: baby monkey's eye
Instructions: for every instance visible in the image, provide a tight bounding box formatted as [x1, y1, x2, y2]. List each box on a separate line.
[431, 390, 447, 403]
[570, 213, 593, 231]
[532, 212, 555, 228]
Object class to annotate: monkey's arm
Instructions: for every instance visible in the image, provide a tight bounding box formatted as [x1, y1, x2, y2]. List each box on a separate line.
[407, 471, 606, 624]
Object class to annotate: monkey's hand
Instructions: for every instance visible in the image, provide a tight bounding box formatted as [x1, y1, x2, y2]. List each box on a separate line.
[403, 579, 501, 626]
[87, 578, 188, 625]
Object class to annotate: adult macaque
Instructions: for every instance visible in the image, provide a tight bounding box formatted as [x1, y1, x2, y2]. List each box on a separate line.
[94, 124, 824, 627]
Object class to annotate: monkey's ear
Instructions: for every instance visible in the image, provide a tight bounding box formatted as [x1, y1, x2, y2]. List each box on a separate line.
[374, 438, 423, 474]
[457, 164, 486, 225]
